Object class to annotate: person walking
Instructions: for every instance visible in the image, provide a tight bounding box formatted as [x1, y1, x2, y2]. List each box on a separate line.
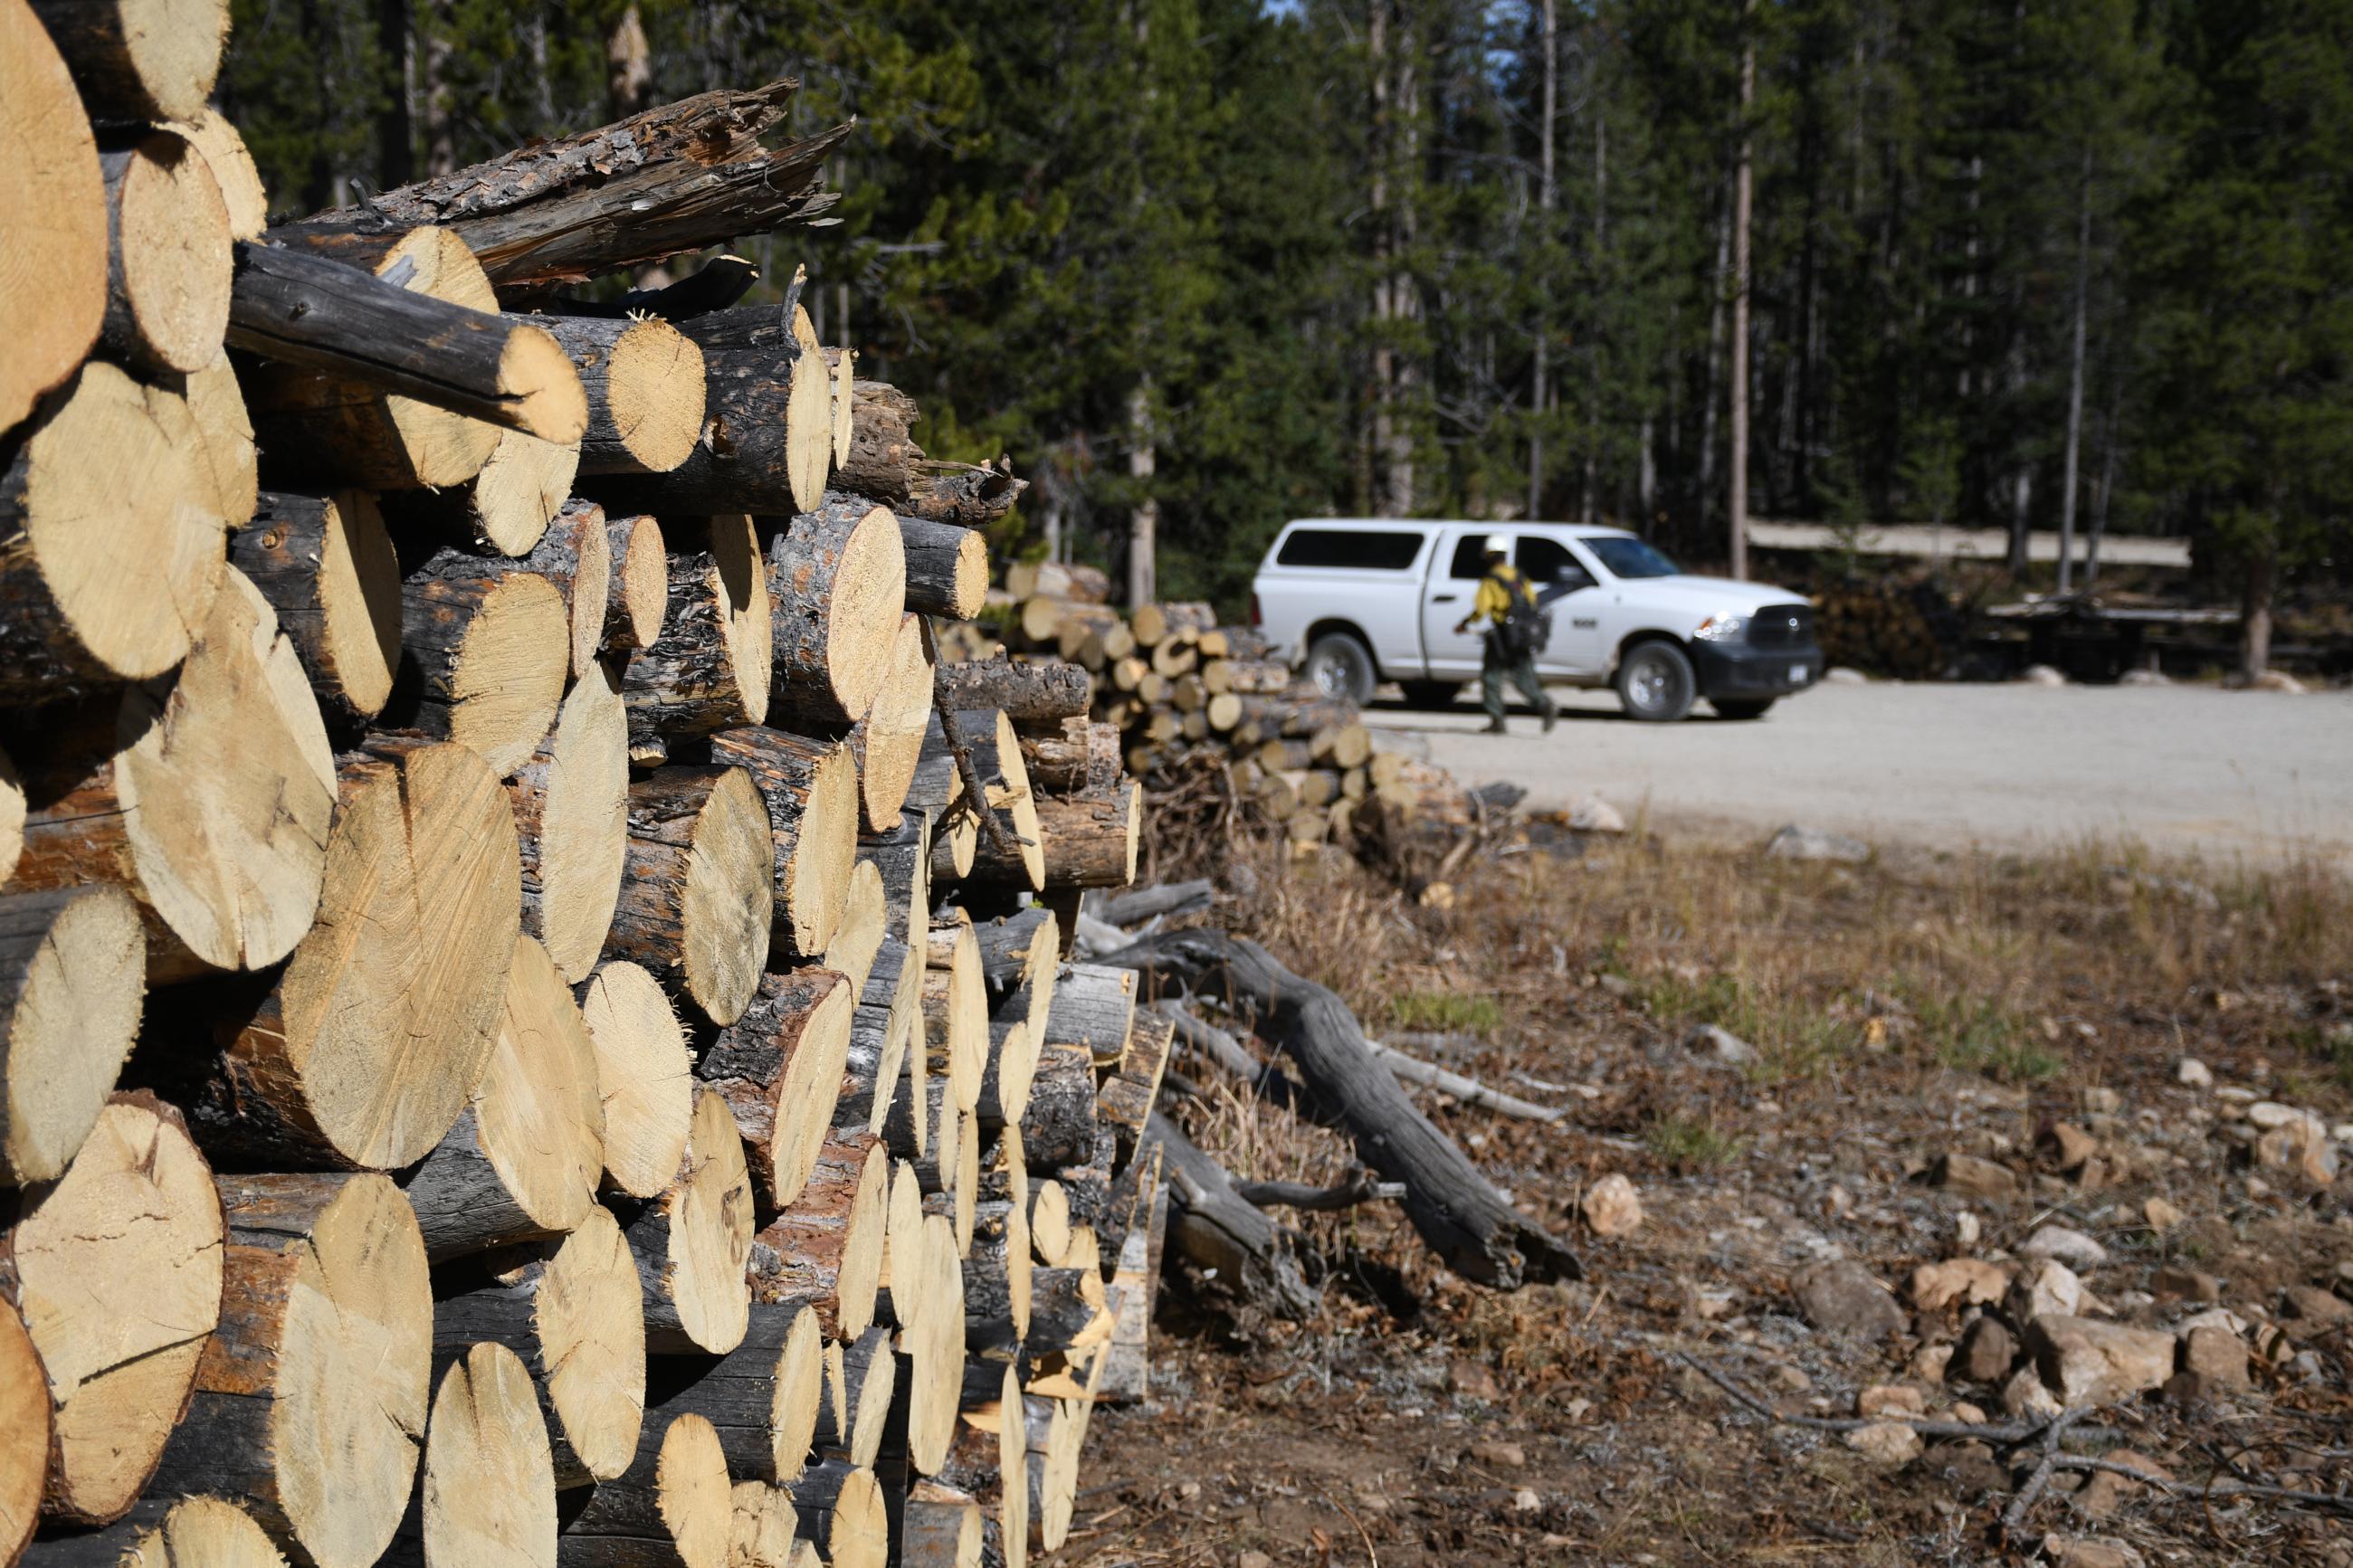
[1453, 546, 1558, 734]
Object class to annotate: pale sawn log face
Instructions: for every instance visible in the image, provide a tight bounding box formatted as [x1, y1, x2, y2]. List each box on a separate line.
[706, 727, 856, 963]
[620, 1085, 753, 1356]
[510, 660, 628, 984]
[0, 0, 107, 435]
[96, 129, 232, 376]
[602, 765, 772, 1028]
[26, 0, 230, 123]
[0, 884, 145, 1186]
[575, 961, 693, 1201]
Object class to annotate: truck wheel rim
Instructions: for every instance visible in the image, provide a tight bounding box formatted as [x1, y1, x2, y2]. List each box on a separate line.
[1632, 659, 1667, 708]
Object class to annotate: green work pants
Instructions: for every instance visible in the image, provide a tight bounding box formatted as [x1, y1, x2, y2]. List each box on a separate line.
[1481, 650, 1552, 723]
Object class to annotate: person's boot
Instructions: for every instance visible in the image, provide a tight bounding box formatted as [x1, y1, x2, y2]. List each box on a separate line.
[1483, 717, 1508, 735]
[1541, 699, 1558, 733]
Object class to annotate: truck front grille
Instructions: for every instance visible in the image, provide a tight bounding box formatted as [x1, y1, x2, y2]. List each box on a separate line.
[1747, 604, 1815, 649]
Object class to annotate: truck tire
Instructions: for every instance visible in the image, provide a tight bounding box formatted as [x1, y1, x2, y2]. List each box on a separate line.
[1710, 698, 1776, 720]
[1615, 640, 1697, 722]
[1304, 632, 1376, 706]
[1398, 680, 1462, 710]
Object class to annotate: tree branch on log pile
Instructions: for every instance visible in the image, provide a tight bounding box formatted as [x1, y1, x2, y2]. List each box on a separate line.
[1138, 1112, 1317, 1319]
[1363, 1040, 1566, 1124]
[309, 82, 849, 288]
[1100, 930, 1582, 1287]
[916, 617, 1021, 864]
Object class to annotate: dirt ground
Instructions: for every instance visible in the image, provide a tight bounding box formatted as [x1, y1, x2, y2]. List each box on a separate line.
[1062, 829, 2353, 1566]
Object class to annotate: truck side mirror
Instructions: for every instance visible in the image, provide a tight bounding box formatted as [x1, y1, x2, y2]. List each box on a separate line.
[1557, 565, 1592, 589]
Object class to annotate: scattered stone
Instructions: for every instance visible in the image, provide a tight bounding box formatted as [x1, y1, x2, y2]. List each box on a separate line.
[2143, 1196, 2186, 1233]
[2081, 1086, 2121, 1115]
[1579, 1174, 1644, 1237]
[1511, 1487, 1541, 1513]
[2150, 1264, 2221, 1304]
[1956, 1316, 2021, 1383]
[1765, 824, 1872, 864]
[1686, 1022, 1755, 1065]
[1240, 1552, 1274, 1568]
[1768, 1364, 1811, 1392]
[2004, 1364, 2063, 1418]
[2163, 1370, 2217, 1410]
[2011, 1259, 2087, 1323]
[2176, 1057, 2214, 1088]
[2280, 1284, 2352, 1331]
[1857, 1384, 1927, 1419]
[1912, 1344, 1953, 1384]
[1823, 667, 1868, 685]
[1843, 1421, 1923, 1467]
[2020, 1225, 2110, 1270]
[1450, 1361, 1500, 1400]
[1470, 1440, 1527, 1470]
[2179, 1325, 2250, 1391]
[2040, 1122, 2101, 1174]
[1950, 1401, 1989, 1424]
[1567, 796, 1627, 834]
[2176, 1306, 2249, 1337]
[2074, 1450, 2171, 1520]
[1792, 1259, 1907, 1340]
[2019, 664, 2068, 687]
[2044, 1534, 2145, 1568]
[1955, 1212, 1983, 1247]
[1911, 1259, 2010, 1312]
[2025, 1316, 2176, 1407]
[2253, 1116, 2339, 1187]
[1929, 1152, 2019, 1199]
[2117, 668, 2170, 688]
[2245, 1100, 2301, 1129]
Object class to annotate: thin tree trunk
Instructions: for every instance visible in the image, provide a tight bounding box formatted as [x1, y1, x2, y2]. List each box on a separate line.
[1583, 102, 1605, 524]
[2057, 147, 2092, 595]
[421, 0, 453, 176]
[2007, 329, 2033, 574]
[2240, 528, 2277, 679]
[1127, 380, 1155, 608]
[606, 4, 652, 119]
[1729, 13, 1754, 578]
[1698, 195, 1729, 520]
[2086, 370, 2120, 587]
[1528, 0, 1556, 521]
[1386, 37, 1418, 515]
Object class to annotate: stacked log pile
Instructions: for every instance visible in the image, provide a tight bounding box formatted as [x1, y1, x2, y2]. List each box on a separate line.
[0, 19, 1168, 1568]
[986, 579, 1418, 849]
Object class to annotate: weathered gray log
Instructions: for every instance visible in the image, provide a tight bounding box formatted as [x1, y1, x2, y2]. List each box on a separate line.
[896, 517, 986, 619]
[932, 658, 1089, 726]
[1138, 1112, 1315, 1318]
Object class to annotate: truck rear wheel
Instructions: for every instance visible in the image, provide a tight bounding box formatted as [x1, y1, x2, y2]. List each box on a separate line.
[1398, 680, 1462, 710]
[1304, 632, 1376, 706]
[1615, 641, 1697, 722]
[1710, 698, 1776, 720]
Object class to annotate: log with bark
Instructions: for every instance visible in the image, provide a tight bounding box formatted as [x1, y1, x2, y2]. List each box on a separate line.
[1033, 781, 1140, 892]
[695, 967, 851, 1209]
[1039, 965, 1137, 1068]
[13, 571, 335, 981]
[858, 813, 931, 945]
[897, 518, 987, 619]
[0, 0, 106, 436]
[844, 614, 935, 832]
[398, 935, 604, 1260]
[835, 382, 1024, 527]
[379, 427, 578, 565]
[1015, 1047, 1100, 1174]
[574, 962, 692, 1201]
[706, 727, 855, 963]
[0, 361, 229, 700]
[555, 1411, 729, 1568]
[312, 82, 849, 290]
[1, 1094, 224, 1525]
[144, 1173, 430, 1568]
[152, 741, 514, 1170]
[960, 1201, 1032, 1355]
[618, 1085, 753, 1355]
[936, 659, 1091, 729]
[386, 1342, 556, 1568]
[900, 1482, 982, 1568]
[527, 314, 705, 474]
[840, 938, 920, 1140]
[96, 128, 231, 375]
[933, 711, 1044, 894]
[762, 498, 907, 727]
[744, 1132, 884, 1341]
[602, 765, 771, 1027]
[619, 517, 770, 758]
[428, 1208, 645, 1487]
[784, 1461, 885, 1568]
[921, 916, 988, 1116]
[510, 660, 628, 984]
[1107, 931, 1581, 1288]
[813, 1326, 894, 1468]
[0, 886, 145, 1186]
[229, 491, 402, 726]
[589, 313, 833, 518]
[27, 0, 229, 121]
[601, 515, 668, 653]
[391, 546, 570, 776]
[641, 1303, 822, 1487]
[169, 108, 268, 241]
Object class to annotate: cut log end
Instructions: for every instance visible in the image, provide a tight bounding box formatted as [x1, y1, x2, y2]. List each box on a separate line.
[631, 1086, 754, 1355]
[823, 860, 886, 998]
[0, 1297, 43, 1566]
[530, 1207, 648, 1486]
[0, 885, 146, 1185]
[607, 318, 706, 472]
[853, 615, 932, 832]
[169, 109, 268, 242]
[514, 660, 628, 984]
[233, 489, 400, 724]
[0, 0, 105, 433]
[605, 517, 669, 651]
[433, 571, 571, 777]
[497, 324, 590, 445]
[467, 431, 580, 557]
[655, 1415, 732, 1568]
[30, 0, 230, 122]
[577, 961, 693, 1200]
[680, 768, 775, 1026]
[418, 1343, 556, 1568]
[822, 506, 908, 724]
[100, 130, 232, 375]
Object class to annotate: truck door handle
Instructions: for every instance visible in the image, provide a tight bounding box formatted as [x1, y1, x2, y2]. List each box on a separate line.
[1431, 593, 1458, 603]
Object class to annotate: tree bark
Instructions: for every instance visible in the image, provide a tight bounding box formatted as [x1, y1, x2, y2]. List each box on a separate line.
[1729, 11, 1754, 578]
[618, 517, 771, 759]
[898, 518, 988, 618]
[696, 968, 852, 1209]
[1034, 783, 1140, 892]
[834, 383, 1025, 527]
[1015, 1047, 1100, 1174]
[144, 1174, 429, 1568]
[2058, 147, 2093, 595]
[934, 659, 1089, 727]
[745, 1132, 885, 1341]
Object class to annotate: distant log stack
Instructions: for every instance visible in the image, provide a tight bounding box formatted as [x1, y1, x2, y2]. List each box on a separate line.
[0, 38, 1177, 1568]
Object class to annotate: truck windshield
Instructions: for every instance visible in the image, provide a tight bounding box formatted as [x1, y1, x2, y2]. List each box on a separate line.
[1585, 537, 1680, 579]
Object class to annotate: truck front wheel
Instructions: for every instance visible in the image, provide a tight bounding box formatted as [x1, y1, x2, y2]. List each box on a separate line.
[1304, 632, 1377, 706]
[1615, 641, 1697, 722]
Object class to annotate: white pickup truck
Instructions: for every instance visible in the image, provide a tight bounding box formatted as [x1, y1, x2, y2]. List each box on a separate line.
[1250, 518, 1823, 721]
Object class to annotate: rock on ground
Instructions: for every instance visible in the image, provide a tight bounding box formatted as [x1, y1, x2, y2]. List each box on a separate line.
[1766, 824, 1872, 863]
[1579, 1173, 1644, 1237]
[2025, 1316, 2175, 1407]
[1956, 1316, 2022, 1384]
[1686, 1022, 1755, 1065]
[1793, 1259, 1906, 1340]
[1843, 1421, 1923, 1467]
[2020, 1224, 2109, 1270]
[1912, 1258, 2010, 1312]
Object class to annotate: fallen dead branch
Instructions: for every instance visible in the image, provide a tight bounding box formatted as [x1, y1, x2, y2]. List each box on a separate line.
[1231, 1173, 1406, 1212]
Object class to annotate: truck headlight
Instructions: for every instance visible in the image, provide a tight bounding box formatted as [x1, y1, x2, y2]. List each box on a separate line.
[1693, 613, 1748, 641]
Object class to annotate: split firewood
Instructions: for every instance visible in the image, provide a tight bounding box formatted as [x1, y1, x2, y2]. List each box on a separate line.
[763, 498, 908, 727]
[899, 517, 988, 619]
[555, 1411, 731, 1568]
[695, 967, 851, 1209]
[745, 1132, 885, 1341]
[510, 661, 628, 983]
[14, 571, 335, 981]
[430, 1208, 645, 1487]
[145, 1173, 429, 1568]
[0, 886, 145, 1185]
[399, 934, 605, 1260]
[619, 516, 771, 757]
[96, 128, 231, 375]
[601, 515, 668, 652]
[575, 961, 693, 1201]
[785, 1461, 885, 1568]
[0, 361, 230, 699]
[392, 546, 570, 776]
[619, 1085, 754, 1355]
[310, 82, 848, 289]
[0, 0, 106, 435]
[708, 727, 856, 962]
[642, 1302, 823, 1486]
[156, 742, 514, 1169]
[230, 491, 402, 726]
[1, 1095, 224, 1525]
[382, 1342, 556, 1568]
[602, 765, 772, 1027]
[526, 314, 705, 475]
[27, 0, 228, 121]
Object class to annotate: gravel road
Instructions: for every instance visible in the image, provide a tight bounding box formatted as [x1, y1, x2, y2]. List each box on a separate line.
[1367, 679, 2353, 865]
